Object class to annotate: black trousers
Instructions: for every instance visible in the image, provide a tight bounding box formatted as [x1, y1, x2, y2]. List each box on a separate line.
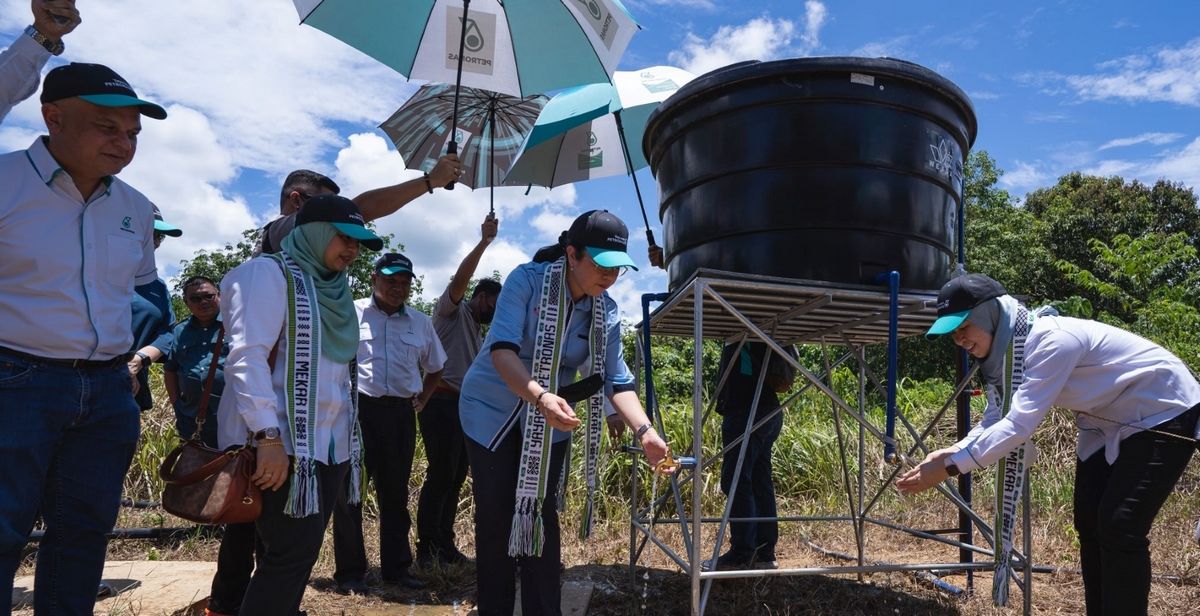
[333, 395, 417, 582]
[239, 461, 348, 616]
[720, 410, 782, 559]
[466, 430, 568, 616]
[206, 521, 260, 614]
[1073, 403, 1199, 616]
[416, 391, 471, 557]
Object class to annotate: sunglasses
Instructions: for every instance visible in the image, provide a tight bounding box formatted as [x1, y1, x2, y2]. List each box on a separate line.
[185, 293, 218, 303]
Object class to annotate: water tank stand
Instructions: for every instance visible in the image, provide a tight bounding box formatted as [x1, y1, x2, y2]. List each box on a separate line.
[630, 270, 1036, 616]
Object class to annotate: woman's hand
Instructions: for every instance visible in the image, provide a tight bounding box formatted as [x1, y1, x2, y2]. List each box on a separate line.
[536, 392, 581, 431]
[640, 427, 671, 471]
[253, 444, 290, 491]
[896, 447, 958, 496]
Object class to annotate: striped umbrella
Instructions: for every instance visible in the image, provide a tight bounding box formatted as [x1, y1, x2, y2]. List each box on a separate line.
[379, 83, 547, 213]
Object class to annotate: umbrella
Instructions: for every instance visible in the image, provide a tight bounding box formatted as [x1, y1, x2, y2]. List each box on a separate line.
[293, 0, 641, 186]
[379, 83, 547, 214]
[504, 66, 694, 245]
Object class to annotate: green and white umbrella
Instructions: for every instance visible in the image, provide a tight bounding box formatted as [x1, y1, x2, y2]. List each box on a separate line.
[379, 83, 547, 213]
[293, 0, 639, 98]
[504, 66, 694, 243]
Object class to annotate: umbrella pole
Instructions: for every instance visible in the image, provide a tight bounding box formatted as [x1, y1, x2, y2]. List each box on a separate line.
[446, 0, 473, 191]
[489, 101, 496, 216]
[614, 111, 656, 247]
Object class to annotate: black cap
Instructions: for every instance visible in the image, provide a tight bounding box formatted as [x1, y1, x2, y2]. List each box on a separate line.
[566, 209, 637, 270]
[375, 253, 414, 276]
[40, 63, 167, 120]
[295, 194, 384, 251]
[925, 273, 1007, 339]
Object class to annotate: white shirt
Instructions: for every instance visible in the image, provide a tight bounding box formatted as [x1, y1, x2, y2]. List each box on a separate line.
[0, 137, 157, 359]
[355, 297, 447, 398]
[0, 34, 49, 123]
[216, 257, 354, 463]
[949, 315, 1200, 473]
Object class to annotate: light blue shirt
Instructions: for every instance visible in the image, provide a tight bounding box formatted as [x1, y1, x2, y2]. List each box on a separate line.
[460, 261, 635, 449]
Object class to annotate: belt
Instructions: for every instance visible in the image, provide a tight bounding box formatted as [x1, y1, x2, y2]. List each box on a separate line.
[0, 345, 132, 369]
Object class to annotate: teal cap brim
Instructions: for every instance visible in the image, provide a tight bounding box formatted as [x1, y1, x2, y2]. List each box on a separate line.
[79, 94, 167, 120]
[924, 310, 970, 340]
[332, 222, 384, 251]
[379, 266, 412, 276]
[586, 246, 638, 271]
[153, 220, 182, 236]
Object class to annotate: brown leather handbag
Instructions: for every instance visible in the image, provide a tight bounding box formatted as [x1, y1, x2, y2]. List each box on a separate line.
[160, 326, 262, 524]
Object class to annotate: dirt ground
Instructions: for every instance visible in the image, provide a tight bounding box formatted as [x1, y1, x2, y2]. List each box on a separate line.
[15, 498, 1200, 616]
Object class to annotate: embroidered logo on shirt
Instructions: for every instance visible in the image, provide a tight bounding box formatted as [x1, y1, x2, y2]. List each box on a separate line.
[120, 216, 135, 234]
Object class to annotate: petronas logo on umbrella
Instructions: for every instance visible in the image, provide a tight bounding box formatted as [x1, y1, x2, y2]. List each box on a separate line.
[446, 8, 496, 75]
[578, 131, 603, 170]
[574, 0, 619, 49]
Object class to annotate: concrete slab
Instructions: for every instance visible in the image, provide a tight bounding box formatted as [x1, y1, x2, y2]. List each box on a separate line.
[12, 560, 215, 616]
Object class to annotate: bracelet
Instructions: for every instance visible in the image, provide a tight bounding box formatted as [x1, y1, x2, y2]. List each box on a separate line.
[423, 172, 434, 194]
[634, 423, 654, 441]
[256, 440, 285, 448]
[135, 351, 152, 368]
[534, 389, 550, 405]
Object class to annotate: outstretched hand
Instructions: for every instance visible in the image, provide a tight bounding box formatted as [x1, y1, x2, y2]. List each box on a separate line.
[896, 447, 958, 495]
[481, 213, 498, 245]
[536, 391, 581, 431]
[428, 154, 462, 188]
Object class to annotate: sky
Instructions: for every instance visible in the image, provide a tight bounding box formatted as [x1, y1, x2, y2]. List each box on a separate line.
[2, 0, 1198, 317]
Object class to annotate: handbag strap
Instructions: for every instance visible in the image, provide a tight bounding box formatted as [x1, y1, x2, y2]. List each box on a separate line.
[191, 323, 226, 440]
[159, 444, 246, 486]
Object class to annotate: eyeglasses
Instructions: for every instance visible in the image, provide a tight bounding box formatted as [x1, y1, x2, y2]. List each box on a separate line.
[293, 191, 313, 204]
[185, 293, 218, 303]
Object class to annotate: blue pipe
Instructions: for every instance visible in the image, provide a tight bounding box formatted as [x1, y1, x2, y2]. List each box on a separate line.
[874, 271, 900, 462]
[641, 292, 670, 420]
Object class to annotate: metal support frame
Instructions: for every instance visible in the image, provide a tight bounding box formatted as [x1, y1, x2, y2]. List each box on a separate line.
[630, 270, 1035, 615]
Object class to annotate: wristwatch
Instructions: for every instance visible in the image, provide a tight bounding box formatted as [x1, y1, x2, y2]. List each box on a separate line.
[135, 351, 152, 369]
[634, 423, 654, 441]
[253, 427, 282, 441]
[24, 25, 64, 56]
[945, 460, 961, 477]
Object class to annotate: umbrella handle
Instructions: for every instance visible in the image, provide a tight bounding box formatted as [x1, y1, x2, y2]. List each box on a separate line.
[445, 140, 458, 191]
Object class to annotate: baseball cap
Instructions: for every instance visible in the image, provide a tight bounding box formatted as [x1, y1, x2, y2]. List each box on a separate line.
[924, 273, 1007, 339]
[152, 205, 182, 237]
[567, 209, 638, 271]
[295, 194, 384, 251]
[375, 253, 414, 276]
[40, 63, 167, 120]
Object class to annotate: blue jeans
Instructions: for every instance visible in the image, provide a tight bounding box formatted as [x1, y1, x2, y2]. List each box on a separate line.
[720, 410, 782, 559]
[0, 351, 140, 616]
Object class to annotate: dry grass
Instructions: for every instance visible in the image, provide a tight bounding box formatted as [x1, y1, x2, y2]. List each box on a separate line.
[14, 376, 1200, 615]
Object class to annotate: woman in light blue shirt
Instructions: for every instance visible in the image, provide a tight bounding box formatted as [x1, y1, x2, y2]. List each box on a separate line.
[461, 210, 670, 616]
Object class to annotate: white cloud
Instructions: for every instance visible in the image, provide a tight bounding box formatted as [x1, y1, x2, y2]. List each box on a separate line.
[851, 34, 916, 59]
[1097, 132, 1184, 151]
[667, 4, 828, 76]
[329, 133, 579, 305]
[1062, 38, 1200, 107]
[999, 160, 1053, 192]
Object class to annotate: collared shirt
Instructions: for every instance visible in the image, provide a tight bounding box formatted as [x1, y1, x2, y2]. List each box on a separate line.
[0, 34, 49, 123]
[459, 261, 636, 448]
[0, 137, 157, 359]
[948, 315, 1200, 474]
[432, 286, 483, 391]
[164, 315, 228, 421]
[356, 297, 447, 398]
[216, 257, 354, 462]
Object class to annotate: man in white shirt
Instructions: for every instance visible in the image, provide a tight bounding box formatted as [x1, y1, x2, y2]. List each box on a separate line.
[333, 253, 447, 593]
[0, 57, 167, 613]
[898, 273, 1200, 616]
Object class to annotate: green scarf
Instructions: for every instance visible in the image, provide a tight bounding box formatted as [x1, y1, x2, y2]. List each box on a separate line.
[281, 222, 358, 363]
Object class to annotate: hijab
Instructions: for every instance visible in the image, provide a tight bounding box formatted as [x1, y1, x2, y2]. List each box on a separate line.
[280, 222, 359, 363]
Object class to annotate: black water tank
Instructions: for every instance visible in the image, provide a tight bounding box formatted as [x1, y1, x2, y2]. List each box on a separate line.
[643, 57, 977, 291]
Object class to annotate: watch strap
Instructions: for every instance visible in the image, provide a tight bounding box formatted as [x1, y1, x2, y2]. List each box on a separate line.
[634, 423, 653, 441]
[24, 25, 64, 56]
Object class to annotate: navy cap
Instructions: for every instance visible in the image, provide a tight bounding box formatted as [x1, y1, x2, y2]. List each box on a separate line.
[925, 274, 1007, 339]
[567, 209, 637, 271]
[295, 194, 384, 251]
[41, 63, 167, 120]
[152, 205, 182, 237]
[375, 253, 414, 276]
